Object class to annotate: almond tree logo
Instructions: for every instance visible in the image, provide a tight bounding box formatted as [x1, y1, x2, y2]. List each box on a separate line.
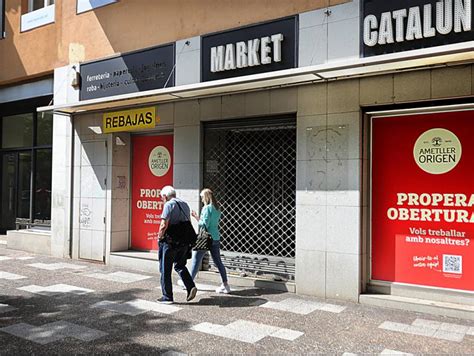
[431, 137, 442, 146]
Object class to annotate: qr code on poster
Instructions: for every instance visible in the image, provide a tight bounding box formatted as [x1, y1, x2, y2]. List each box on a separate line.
[443, 255, 462, 274]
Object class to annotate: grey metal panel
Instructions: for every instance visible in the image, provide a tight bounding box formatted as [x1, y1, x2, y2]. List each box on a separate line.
[0, 78, 53, 104]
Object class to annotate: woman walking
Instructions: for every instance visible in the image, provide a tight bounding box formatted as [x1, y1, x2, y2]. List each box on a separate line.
[190, 188, 230, 294]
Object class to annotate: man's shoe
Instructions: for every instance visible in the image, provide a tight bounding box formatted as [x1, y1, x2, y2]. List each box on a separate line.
[156, 297, 173, 304]
[186, 286, 197, 302]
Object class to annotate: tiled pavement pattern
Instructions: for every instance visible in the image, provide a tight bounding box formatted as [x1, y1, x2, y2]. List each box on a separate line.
[18, 284, 94, 296]
[0, 321, 107, 344]
[0, 271, 27, 280]
[91, 299, 182, 316]
[0, 256, 34, 261]
[27, 262, 86, 270]
[343, 351, 413, 356]
[191, 319, 304, 343]
[259, 298, 346, 314]
[0, 246, 472, 354]
[84, 271, 152, 283]
[379, 318, 474, 342]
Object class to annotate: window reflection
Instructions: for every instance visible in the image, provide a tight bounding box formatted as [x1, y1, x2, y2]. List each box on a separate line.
[37, 112, 53, 146]
[1, 113, 33, 148]
[34, 149, 52, 221]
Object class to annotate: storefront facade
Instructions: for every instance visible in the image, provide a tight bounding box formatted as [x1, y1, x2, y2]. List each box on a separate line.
[36, 0, 474, 307]
[0, 80, 53, 240]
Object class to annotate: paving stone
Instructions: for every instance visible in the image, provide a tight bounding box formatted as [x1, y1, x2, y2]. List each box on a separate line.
[91, 300, 147, 316]
[0, 323, 63, 345]
[0, 321, 107, 344]
[192, 320, 300, 344]
[379, 321, 410, 333]
[270, 328, 304, 341]
[91, 299, 181, 316]
[0, 256, 13, 261]
[439, 322, 469, 334]
[162, 351, 187, 356]
[412, 318, 441, 330]
[16, 257, 35, 260]
[192, 322, 225, 335]
[27, 263, 86, 271]
[126, 299, 182, 315]
[84, 271, 152, 283]
[467, 327, 474, 336]
[0, 271, 27, 280]
[46, 321, 108, 341]
[0, 303, 17, 314]
[432, 329, 465, 342]
[405, 325, 437, 337]
[380, 349, 413, 355]
[18, 284, 94, 296]
[264, 298, 346, 315]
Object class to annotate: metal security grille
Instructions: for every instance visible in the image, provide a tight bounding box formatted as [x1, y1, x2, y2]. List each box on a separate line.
[203, 117, 296, 280]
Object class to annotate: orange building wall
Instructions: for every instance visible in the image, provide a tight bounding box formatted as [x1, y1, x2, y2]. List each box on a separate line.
[0, 0, 353, 86]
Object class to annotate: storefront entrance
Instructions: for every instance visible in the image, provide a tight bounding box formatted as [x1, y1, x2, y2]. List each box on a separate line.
[0, 151, 32, 231]
[371, 108, 474, 292]
[0, 97, 53, 234]
[203, 117, 296, 281]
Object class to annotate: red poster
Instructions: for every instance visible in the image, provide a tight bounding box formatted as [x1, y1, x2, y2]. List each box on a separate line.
[131, 135, 173, 250]
[372, 110, 473, 291]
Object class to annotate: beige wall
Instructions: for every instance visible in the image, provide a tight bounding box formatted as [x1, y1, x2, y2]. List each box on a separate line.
[0, 0, 352, 85]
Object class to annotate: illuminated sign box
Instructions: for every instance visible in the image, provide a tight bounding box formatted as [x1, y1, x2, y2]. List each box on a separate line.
[361, 0, 474, 57]
[201, 16, 297, 82]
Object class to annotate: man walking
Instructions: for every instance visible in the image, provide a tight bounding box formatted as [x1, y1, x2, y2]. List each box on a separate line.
[157, 185, 197, 304]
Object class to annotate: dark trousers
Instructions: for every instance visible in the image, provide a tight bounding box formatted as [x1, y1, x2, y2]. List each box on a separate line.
[158, 241, 195, 301]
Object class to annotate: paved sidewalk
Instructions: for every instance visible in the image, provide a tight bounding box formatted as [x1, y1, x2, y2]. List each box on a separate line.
[0, 246, 472, 355]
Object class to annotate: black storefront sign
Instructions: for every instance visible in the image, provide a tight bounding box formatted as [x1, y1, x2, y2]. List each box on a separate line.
[1, 0, 5, 39]
[80, 43, 175, 101]
[362, 0, 474, 57]
[201, 16, 298, 82]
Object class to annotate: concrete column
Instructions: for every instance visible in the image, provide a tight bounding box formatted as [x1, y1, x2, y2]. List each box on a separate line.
[51, 64, 79, 257]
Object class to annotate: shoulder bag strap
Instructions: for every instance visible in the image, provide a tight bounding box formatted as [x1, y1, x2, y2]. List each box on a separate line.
[174, 200, 190, 222]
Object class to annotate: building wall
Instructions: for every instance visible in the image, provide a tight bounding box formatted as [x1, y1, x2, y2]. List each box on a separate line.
[294, 64, 474, 301]
[0, 0, 352, 85]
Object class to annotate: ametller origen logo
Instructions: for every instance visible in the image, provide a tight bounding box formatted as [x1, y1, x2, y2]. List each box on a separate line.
[148, 146, 171, 177]
[413, 128, 462, 175]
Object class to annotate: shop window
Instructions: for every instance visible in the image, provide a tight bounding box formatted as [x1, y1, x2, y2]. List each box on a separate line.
[0, 96, 53, 233]
[1, 113, 33, 149]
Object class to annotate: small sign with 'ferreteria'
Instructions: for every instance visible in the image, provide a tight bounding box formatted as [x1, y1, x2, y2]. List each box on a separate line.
[103, 107, 157, 133]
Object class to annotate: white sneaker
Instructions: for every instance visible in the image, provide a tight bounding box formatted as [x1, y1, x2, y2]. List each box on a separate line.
[177, 279, 186, 290]
[215, 284, 231, 294]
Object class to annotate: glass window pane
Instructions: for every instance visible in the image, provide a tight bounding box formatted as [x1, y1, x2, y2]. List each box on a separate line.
[37, 112, 53, 146]
[1, 114, 33, 148]
[17, 152, 32, 219]
[32, 0, 44, 11]
[34, 149, 52, 221]
[1, 153, 16, 231]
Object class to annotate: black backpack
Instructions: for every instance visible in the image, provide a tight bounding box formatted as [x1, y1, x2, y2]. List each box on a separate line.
[165, 201, 197, 247]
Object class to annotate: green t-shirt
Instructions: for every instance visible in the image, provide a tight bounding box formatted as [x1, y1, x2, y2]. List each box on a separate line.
[198, 204, 221, 240]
